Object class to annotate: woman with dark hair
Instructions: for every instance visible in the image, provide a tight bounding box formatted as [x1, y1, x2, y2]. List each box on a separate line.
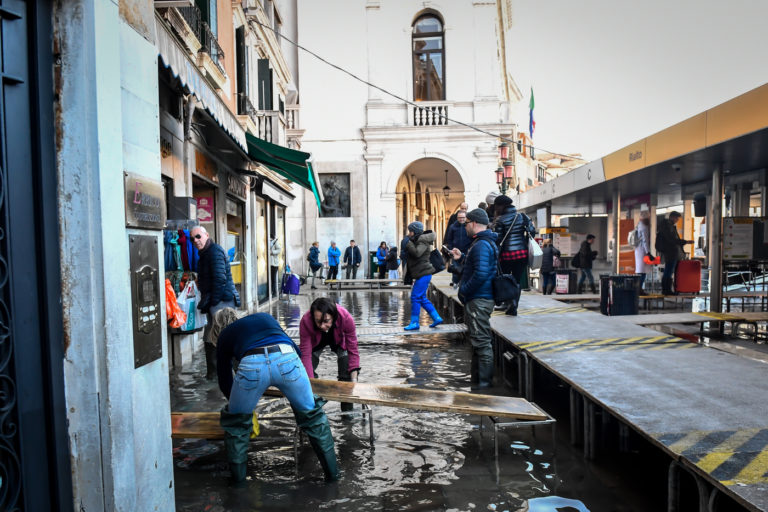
[212, 309, 339, 483]
[299, 297, 361, 411]
[492, 195, 536, 314]
[376, 241, 388, 279]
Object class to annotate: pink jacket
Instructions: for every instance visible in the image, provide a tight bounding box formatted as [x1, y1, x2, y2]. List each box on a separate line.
[299, 305, 360, 377]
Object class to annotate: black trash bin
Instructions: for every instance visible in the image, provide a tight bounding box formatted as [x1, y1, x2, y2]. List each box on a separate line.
[601, 274, 643, 316]
[554, 269, 578, 294]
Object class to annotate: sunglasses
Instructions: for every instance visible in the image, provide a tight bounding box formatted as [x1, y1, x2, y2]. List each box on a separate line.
[193, 234, 203, 240]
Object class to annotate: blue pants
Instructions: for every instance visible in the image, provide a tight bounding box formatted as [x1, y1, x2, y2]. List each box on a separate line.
[663, 258, 678, 280]
[578, 268, 594, 287]
[541, 272, 556, 292]
[228, 347, 315, 414]
[410, 274, 436, 317]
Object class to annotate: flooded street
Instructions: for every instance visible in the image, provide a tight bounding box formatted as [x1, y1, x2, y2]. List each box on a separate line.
[171, 290, 658, 511]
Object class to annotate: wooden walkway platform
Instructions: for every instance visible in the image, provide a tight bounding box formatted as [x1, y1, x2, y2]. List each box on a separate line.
[325, 278, 404, 290]
[284, 323, 467, 339]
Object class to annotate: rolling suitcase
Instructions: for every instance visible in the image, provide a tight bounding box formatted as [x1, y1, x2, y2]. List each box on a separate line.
[674, 259, 701, 293]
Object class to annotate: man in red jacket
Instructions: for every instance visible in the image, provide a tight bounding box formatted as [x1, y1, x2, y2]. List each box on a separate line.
[299, 297, 360, 411]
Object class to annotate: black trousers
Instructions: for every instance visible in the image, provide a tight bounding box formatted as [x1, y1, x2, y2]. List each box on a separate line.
[328, 265, 339, 280]
[312, 346, 353, 411]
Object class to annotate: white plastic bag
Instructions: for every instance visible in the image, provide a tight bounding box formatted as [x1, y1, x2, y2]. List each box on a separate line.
[528, 238, 543, 269]
[177, 280, 206, 331]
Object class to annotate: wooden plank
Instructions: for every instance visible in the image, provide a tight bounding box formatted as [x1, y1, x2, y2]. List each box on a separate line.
[284, 324, 467, 339]
[617, 313, 707, 325]
[172, 412, 227, 439]
[553, 294, 600, 301]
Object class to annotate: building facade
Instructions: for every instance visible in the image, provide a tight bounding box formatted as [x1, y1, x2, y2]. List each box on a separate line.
[294, 0, 528, 272]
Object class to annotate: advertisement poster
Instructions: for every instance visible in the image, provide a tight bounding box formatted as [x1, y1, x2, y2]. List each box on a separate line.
[723, 218, 754, 260]
[196, 196, 214, 223]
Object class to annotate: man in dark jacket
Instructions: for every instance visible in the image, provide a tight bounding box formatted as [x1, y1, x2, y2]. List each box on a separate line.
[445, 210, 471, 287]
[449, 208, 498, 390]
[443, 201, 468, 240]
[343, 240, 362, 279]
[655, 211, 693, 295]
[192, 225, 240, 379]
[576, 234, 598, 293]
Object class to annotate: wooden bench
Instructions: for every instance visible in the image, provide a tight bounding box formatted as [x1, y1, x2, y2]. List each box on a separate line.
[325, 278, 404, 290]
[172, 379, 553, 471]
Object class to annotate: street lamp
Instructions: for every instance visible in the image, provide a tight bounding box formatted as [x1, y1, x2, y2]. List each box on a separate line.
[497, 161, 514, 194]
[442, 169, 450, 198]
[498, 142, 510, 160]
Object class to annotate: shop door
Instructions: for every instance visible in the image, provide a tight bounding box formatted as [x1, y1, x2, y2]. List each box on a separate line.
[255, 197, 269, 303]
[0, 1, 71, 510]
[226, 198, 245, 302]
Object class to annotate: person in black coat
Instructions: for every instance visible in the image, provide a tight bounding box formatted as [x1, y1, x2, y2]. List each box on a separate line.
[400, 234, 412, 285]
[540, 239, 561, 295]
[576, 234, 598, 293]
[192, 225, 240, 379]
[343, 240, 362, 279]
[655, 211, 694, 294]
[492, 195, 536, 292]
[444, 210, 471, 287]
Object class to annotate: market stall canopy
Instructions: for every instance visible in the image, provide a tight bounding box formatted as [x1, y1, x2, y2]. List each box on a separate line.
[245, 133, 323, 210]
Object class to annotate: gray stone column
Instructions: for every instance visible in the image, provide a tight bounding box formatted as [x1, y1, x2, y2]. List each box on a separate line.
[612, 189, 621, 273]
[709, 169, 724, 313]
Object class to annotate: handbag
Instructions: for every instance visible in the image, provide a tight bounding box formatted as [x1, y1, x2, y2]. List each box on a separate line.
[528, 237, 543, 269]
[429, 249, 446, 273]
[489, 242, 520, 307]
[552, 254, 562, 268]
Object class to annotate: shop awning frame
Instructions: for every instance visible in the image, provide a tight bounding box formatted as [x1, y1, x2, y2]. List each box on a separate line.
[245, 133, 323, 211]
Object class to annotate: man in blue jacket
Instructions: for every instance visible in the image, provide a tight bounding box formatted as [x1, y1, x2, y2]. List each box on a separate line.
[343, 240, 362, 279]
[449, 208, 498, 390]
[192, 225, 240, 379]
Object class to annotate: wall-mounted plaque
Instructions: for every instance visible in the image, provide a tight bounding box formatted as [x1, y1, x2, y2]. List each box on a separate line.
[125, 172, 166, 230]
[319, 173, 350, 218]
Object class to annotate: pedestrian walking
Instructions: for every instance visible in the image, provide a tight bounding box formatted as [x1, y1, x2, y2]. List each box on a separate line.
[192, 225, 240, 379]
[633, 211, 652, 291]
[576, 235, 598, 293]
[343, 240, 362, 279]
[492, 195, 536, 314]
[327, 241, 341, 280]
[655, 211, 694, 295]
[212, 309, 339, 484]
[404, 221, 443, 330]
[376, 241, 388, 279]
[299, 298, 361, 412]
[444, 209, 471, 287]
[448, 208, 498, 390]
[385, 246, 399, 283]
[307, 242, 322, 289]
[540, 239, 561, 295]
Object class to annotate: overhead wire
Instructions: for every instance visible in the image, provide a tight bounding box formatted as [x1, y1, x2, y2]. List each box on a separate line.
[248, 18, 579, 162]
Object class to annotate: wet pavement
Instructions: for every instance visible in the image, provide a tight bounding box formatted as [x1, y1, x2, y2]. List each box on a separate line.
[171, 290, 660, 511]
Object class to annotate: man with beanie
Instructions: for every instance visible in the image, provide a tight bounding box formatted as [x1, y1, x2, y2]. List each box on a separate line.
[492, 195, 536, 314]
[485, 191, 501, 222]
[404, 221, 443, 330]
[449, 208, 498, 390]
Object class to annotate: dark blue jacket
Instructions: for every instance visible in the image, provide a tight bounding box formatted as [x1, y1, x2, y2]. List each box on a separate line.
[197, 241, 239, 313]
[343, 245, 362, 266]
[457, 229, 498, 304]
[445, 221, 472, 254]
[308, 246, 321, 270]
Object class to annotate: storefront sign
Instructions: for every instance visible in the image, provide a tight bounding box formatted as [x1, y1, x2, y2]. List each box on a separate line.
[195, 150, 219, 183]
[227, 174, 248, 200]
[124, 172, 166, 229]
[260, 179, 294, 206]
[196, 196, 214, 223]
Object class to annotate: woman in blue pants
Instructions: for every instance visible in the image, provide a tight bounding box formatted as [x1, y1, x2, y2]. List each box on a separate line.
[403, 221, 443, 330]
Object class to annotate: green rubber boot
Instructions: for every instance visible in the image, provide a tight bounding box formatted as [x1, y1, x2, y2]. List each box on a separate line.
[293, 396, 340, 482]
[220, 405, 253, 484]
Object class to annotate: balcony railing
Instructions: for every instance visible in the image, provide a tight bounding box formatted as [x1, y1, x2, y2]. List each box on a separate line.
[238, 94, 259, 124]
[410, 102, 449, 127]
[177, 5, 226, 75]
[255, 110, 286, 144]
[285, 104, 300, 130]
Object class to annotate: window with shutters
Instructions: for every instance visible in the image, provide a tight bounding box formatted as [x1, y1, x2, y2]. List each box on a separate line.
[258, 59, 273, 110]
[412, 13, 445, 101]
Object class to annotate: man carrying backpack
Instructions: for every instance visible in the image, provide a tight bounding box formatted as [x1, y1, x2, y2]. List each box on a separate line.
[655, 211, 694, 295]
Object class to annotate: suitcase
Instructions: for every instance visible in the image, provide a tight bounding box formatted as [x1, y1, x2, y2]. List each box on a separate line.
[674, 259, 701, 293]
[281, 273, 301, 295]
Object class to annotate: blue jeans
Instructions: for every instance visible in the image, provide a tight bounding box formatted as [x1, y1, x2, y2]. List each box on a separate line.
[410, 274, 436, 317]
[541, 272, 556, 293]
[578, 268, 594, 287]
[663, 258, 678, 281]
[228, 347, 315, 414]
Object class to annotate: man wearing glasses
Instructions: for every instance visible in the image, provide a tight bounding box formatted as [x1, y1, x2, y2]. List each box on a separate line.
[191, 225, 240, 379]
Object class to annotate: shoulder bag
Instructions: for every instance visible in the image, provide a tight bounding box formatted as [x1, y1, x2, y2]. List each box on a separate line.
[491, 218, 521, 306]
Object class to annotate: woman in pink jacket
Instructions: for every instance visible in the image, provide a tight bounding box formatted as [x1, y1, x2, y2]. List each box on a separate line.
[299, 298, 361, 411]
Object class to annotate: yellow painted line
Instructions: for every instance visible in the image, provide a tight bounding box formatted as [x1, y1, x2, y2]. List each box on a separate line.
[522, 337, 611, 351]
[668, 431, 711, 455]
[722, 450, 768, 485]
[534, 338, 625, 355]
[518, 306, 588, 316]
[695, 429, 764, 474]
[694, 312, 744, 322]
[591, 336, 659, 352]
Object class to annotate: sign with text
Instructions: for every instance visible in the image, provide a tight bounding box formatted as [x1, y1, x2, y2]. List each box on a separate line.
[124, 172, 166, 229]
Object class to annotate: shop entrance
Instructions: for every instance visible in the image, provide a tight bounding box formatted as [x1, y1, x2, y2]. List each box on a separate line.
[225, 197, 245, 301]
[255, 197, 269, 303]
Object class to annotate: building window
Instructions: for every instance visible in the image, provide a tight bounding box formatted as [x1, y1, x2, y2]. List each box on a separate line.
[412, 13, 445, 101]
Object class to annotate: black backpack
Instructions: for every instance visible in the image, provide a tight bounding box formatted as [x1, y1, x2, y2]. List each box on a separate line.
[429, 249, 446, 273]
[571, 251, 581, 268]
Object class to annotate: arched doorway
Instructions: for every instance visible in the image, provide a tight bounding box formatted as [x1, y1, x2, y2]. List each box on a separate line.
[395, 158, 465, 246]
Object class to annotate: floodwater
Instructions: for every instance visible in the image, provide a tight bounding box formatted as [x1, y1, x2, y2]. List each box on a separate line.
[171, 290, 657, 511]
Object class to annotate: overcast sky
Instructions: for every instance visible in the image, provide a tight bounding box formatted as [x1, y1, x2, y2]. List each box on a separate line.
[506, 1, 768, 161]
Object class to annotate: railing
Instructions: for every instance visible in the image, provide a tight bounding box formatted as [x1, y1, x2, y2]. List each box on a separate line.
[410, 102, 449, 127]
[177, 5, 226, 75]
[256, 110, 279, 143]
[238, 94, 257, 121]
[285, 104, 300, 130]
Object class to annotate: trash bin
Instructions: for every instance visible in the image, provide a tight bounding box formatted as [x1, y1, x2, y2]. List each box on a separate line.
[601, 274, 643, 316]
[368, 251, 377, 278]
[555, 269, 578, 294]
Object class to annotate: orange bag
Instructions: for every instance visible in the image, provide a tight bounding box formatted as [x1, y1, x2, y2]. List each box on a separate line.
[165, 278, 187, 328]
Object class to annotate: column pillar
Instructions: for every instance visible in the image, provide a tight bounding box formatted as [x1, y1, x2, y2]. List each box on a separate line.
[709, 169, 724, 313]
[612, 189, 621, 273]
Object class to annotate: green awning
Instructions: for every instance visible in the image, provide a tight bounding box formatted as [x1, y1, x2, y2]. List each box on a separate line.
[245, 133, 322, 210]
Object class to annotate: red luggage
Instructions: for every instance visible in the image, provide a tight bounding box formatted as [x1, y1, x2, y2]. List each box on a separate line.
[675, 259, 701, 293]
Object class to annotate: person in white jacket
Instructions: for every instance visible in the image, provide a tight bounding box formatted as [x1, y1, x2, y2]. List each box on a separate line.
[634, 211, 652, 291]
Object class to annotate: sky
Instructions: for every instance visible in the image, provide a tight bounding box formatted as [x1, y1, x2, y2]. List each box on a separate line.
[506, 0, 768, 161]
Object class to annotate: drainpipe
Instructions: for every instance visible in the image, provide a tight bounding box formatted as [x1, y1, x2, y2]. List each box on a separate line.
[709, 168, 723, 313]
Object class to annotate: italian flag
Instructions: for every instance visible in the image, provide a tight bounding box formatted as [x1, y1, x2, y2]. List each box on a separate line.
[529, 87, 535, 138]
